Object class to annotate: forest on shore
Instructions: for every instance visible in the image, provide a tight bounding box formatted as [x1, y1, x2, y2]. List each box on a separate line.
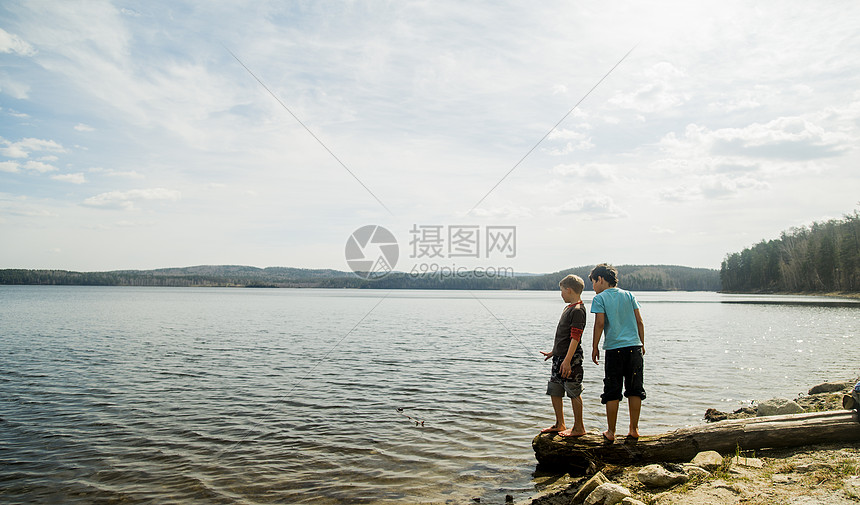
[6, 208, 859, 294]
[0, 264, 720, 291]
[721, 209, 860, 293]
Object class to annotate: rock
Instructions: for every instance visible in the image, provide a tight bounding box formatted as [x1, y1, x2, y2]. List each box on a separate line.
[772, 474, 794, 484]
[691, 450, 724, 471]
[682, 465, 711, 478]
[795, 392, 845, 412]
[584, 482, 633, 505]
[731, 406, 757, 418]
[704, 408, 727, 422]
[709, 479, 748, 495]
[731, 456, 764, 468]
[846, 476, 860, 499]
[704, 406, 758, 422]
[650, 492, 672, 505]
[637, 464, 689, 488]
[809, 381, 852, 395]
[573, 472, 608, 504]
[796, 462, 832, 473]
[601, 465, 624, 478]
[620, 499, 647, 505]
[756, 398, 804, 416]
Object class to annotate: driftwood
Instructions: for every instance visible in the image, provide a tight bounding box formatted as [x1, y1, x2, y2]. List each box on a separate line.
[533, 410, 860, 470]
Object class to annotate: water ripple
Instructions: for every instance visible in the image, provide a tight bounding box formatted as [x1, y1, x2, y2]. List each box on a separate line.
[2, 287, 859, 504]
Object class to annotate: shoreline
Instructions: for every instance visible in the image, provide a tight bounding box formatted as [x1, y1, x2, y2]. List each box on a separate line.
[3, 283, 860, 299]
[719, 290, 860, 299]
[524, 379, 860, 505]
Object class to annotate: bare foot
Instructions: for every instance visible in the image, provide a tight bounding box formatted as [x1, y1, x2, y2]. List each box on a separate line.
[627, 428, 640, 439]
[540, 424, 565, 433]
[602, 430, 615, 442]
[559, 428, 586, 437]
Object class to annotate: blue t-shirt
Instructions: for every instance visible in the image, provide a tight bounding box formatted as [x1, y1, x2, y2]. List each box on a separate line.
[590, 287, 642, 350]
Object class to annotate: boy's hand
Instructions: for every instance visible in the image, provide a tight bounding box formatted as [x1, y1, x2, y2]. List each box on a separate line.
[561, 361, 571, 378]
[591, 348, 600, 365]
[540, 351, 553, 361]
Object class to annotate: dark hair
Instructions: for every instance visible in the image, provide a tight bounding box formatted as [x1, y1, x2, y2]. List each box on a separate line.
[589, 263, 618, 287]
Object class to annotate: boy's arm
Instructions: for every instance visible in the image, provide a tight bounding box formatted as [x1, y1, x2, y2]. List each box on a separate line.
[540, 350, 553, 361]
[591, 313, 604, 365]
[634, 308, 645, 355]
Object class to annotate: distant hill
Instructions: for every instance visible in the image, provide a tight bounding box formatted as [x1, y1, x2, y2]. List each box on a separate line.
[0, 264, 721, 291]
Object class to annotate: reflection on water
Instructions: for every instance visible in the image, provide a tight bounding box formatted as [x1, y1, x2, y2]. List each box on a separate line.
[1, 287, 858, 504]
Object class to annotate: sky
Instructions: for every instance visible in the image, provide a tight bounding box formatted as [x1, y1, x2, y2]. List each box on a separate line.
[1, 1, 859, 274]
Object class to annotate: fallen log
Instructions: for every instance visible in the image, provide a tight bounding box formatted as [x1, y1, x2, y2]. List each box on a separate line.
[533, 410, 860, 470]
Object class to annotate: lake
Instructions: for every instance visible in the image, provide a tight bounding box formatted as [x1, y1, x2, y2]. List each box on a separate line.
[1, 286, 858, 504]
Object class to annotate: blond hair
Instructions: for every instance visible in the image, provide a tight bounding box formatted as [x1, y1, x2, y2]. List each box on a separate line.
[559, 274, 585, 294]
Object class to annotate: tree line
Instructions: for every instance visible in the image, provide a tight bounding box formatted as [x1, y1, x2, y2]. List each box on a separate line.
[721, 209, 860, 293]
[0, 264, 721, 291]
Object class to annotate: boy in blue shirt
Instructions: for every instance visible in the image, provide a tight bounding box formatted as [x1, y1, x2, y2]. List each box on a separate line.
[539, 274, 587, 437]
[589, 264, 645, 442]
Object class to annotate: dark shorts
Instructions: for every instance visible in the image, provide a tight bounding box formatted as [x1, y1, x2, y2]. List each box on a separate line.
[546, 347, 584, 398]
[601, 345, 645, 404]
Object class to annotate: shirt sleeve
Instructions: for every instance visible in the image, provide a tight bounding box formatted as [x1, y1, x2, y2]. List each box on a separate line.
[569, 307, 585, 341]
[590, 293, 605, 313]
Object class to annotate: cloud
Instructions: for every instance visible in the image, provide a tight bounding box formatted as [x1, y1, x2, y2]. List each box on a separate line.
[13, 208, 58, 218]
[0, 74, 31, 99]
[23, 160, 57, 173]
[545, 126, 595, 154]
[0, 28, 36, 56]
[470, 205, 533, 219]
[552, 162, 617, 181]
[82, 188, 181, 210]
[707, 89, 764, 113]
[6, 109, 30, 118]
[0, 161, 19, 173]
[608, 62, 688, 113]
[662, 118, 850, 162]
[51, 172, 86, 184]
[0, 137, 65, 158]
[74, 123, 94, 132]
[650, 226, 675, 235]
[550, 196, 627, 219]
[88, 167, 145, 179]
[659, 175, 769, 202]
[699, 176, 769, 199]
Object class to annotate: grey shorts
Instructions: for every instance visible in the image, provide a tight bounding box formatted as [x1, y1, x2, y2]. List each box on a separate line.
[546, 350, 584, 398]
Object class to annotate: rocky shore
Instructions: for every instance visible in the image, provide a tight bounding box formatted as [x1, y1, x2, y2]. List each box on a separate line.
[525, 379, 860, 505]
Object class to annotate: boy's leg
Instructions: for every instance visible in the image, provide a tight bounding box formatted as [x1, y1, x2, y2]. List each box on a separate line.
[560, 363, 586, 437]
[541, 394, 566, 432]
[627, 396, 641, 438]
[622, 346, 645, 438]
[601, 349, 624, 441]
[551, 395, 565, 430]
[559, 395, 586, 437]
[604, 400, 619, 441]
[543, 360, 568, 432]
